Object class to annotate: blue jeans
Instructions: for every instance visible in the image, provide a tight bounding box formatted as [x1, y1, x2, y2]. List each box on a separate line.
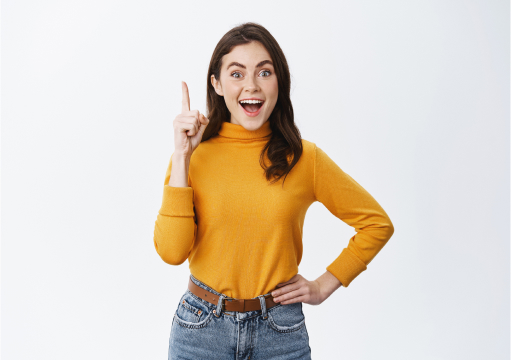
[168, 274, 312, 359]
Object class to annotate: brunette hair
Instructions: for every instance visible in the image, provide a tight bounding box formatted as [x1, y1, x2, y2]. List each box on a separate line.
[201, 22, 303, 187]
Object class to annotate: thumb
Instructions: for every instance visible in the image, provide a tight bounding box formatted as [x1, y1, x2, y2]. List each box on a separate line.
[200, 113, 210, 127]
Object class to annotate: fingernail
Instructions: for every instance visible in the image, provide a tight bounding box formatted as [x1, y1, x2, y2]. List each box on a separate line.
[271, 292, 276, 296]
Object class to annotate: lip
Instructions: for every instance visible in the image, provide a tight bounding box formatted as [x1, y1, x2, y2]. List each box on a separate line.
[239, 97, 265, 101]
[239, 99, 265, 117]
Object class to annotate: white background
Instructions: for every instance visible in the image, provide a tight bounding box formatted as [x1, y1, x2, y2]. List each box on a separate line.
[2, 0, 509, 359]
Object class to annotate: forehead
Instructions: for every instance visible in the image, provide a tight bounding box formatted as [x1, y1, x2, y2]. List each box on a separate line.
[222, 41, 272, 68]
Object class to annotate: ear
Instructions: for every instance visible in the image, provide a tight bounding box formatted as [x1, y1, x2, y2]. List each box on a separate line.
[211, 74, 224, 96]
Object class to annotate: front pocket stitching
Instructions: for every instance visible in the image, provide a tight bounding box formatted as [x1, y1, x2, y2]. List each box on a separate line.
[174, 311, 214, 329]
[266, 311, 306, 333]
[181, 299, 202, 317]
[267, 303, 283, 313]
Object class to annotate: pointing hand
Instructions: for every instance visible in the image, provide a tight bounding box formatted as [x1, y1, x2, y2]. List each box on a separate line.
[173, 81, 210, 157]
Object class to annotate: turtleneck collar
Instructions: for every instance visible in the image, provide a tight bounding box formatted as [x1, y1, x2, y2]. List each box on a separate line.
[217, 120, 272, 140]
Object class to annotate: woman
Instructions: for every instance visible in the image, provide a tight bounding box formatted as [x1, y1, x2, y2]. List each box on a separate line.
[154, 22, 394, 360]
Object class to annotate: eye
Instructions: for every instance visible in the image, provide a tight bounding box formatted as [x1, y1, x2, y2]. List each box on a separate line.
[260, 70, 272, 77]
[231, 71, 242, 79]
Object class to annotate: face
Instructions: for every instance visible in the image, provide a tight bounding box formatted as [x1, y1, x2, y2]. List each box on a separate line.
[211, 41, 278, 130]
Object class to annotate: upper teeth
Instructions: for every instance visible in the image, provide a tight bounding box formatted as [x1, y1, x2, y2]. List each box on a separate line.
[240, 100, 263, 104]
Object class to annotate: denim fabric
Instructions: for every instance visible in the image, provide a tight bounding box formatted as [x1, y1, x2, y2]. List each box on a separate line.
[168, 274, 312, 360]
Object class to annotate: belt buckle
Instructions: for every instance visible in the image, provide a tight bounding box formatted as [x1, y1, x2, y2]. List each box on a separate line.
[222, 297, 232, 311]
[222, 297, 239, 312]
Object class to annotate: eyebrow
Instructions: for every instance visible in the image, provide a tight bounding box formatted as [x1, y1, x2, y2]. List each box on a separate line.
[226, 60, 273, 70]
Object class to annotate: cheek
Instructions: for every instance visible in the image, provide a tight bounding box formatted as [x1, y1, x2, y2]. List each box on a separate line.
[229, 96, 240, 111]
[222, 84, 241, 107]
[268, 81, 279, 108]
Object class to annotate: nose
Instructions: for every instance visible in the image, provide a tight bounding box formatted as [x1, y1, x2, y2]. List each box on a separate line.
[244, 74, 260, 93]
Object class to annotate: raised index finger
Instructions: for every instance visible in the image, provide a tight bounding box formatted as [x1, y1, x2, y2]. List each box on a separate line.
[181, 81, 190, 113]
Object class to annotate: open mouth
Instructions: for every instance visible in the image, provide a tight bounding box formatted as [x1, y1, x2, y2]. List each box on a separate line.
[239, 100, 264, 115]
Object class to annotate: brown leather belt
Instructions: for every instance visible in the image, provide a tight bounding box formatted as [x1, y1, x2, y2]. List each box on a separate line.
[188, 277, 278, 313]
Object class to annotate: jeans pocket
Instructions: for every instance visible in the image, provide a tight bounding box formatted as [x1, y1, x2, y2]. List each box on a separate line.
[173, 290, 214, 330]
[267, 302, 306, 333]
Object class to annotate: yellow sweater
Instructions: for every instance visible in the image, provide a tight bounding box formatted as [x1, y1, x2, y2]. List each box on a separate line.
[153, 120, 394, 299]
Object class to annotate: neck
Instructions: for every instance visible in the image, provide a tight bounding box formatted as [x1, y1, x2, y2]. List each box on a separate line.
[218, 120, 272, 140]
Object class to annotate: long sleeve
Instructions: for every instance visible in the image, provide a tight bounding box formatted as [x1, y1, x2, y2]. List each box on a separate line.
[313, 144, 395, 287]
[153, 153, 197, 265]
[152, 118, 394, 299]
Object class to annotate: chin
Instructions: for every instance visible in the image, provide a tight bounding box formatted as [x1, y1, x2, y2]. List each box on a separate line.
[245, 119, 266, 130]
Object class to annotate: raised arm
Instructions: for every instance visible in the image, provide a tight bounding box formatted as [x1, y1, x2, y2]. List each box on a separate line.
[153, 81, 209, 265]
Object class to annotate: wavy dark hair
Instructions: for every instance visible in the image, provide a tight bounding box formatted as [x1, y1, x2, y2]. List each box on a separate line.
[201, 22, 303, 187]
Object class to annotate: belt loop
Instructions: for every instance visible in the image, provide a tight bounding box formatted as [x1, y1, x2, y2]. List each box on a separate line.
[258, 295, 268, 319]
[215, 294, 225, 317]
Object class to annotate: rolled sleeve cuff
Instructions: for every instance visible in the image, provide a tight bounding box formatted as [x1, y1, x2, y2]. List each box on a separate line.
[326, 248, 367, 287]
[159, 185, 195, 217]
